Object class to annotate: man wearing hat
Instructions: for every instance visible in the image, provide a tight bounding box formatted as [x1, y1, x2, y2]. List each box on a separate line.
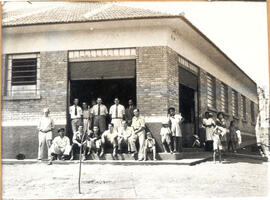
[37, 108, 55, 160]
[48, 128, 71, 165]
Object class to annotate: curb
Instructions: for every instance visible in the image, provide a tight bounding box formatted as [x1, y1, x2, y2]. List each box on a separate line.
[224, 153, 269, 162]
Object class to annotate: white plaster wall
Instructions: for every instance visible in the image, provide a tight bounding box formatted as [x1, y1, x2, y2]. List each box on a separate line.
[2, 22, 257, 103]
[166, 28, 258, 103]
[2, 25, 168, 53]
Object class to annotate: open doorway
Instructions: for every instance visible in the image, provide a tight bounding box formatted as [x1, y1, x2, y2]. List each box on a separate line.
[179, 84, 195, 147]
[70, 78, 136, 109]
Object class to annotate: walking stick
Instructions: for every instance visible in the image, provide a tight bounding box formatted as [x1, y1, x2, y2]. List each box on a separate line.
[78, 129, 87, 194]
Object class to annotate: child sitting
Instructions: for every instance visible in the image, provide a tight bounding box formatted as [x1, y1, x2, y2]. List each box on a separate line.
[144, 132, 157, 161]
[192, 134, 201, 148]
[160, 120, 173, 153]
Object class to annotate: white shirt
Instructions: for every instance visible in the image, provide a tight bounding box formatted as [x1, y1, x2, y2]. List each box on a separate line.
[91, 104, 108, 116]
[52, 136, 70, 149]
[118, 126, 133, 139]
[160, 127, 171, 137]
[38, 116, 54, 133]
[109, 104, 125, 119]
[69, 105, 82, 119]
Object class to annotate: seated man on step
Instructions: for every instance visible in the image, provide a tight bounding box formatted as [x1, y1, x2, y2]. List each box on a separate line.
[48, 128, 71, 165]
[100, 123, 118, 157]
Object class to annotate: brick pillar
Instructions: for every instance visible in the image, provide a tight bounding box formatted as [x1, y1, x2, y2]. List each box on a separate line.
[136, 46, 172, 116]
[198, 69, 208, 126]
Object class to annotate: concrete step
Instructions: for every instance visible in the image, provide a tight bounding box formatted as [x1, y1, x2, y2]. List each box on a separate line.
[73, 152, 183, 160]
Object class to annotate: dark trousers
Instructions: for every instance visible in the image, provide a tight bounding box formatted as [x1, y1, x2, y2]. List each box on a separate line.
[205, 140, 213, 151]
[93, 115, 106, 133]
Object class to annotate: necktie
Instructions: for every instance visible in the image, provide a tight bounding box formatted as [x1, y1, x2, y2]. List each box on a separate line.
[75, 106, 77, 116]
[98, 105, 100, 116]
[116, 105, 118, 118]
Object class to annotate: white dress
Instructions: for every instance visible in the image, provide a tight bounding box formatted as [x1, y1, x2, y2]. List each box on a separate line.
[169, 114, 183, 137]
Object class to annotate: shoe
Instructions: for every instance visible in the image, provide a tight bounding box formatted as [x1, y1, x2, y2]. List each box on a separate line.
[170, 151, 173, 154]
[48, 161, 52, 165]
[153, 158, 157, 161]
[164, 151, 169, 153]
[82, 156, 86, 161]
[99, 151, 104, 157]
[69, 156, 74, 161]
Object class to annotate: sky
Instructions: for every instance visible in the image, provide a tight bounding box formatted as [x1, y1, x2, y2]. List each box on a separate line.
[2, 1, 269, 90]
[123, 1, 269, 90]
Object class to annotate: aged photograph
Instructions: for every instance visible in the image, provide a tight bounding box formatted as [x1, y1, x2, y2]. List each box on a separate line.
[1, 0, 269, 199]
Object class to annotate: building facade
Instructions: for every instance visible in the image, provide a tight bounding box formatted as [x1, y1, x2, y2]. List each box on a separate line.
[1, 2, 259, 158]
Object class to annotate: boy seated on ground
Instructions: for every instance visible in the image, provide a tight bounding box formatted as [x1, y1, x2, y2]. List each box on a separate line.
[144, 132, 157, 161]
[48, 128, 71, 165]
[70, 125, 87, 161]
[160, 120, 173, 153]
[192, 134, 201, 148]
[87, 126, 102, 156]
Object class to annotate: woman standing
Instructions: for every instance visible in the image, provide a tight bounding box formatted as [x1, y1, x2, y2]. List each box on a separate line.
[202, 112, 215, 151]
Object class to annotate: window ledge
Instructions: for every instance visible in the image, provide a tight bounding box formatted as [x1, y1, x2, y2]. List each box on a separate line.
[3, 95, 41, 101]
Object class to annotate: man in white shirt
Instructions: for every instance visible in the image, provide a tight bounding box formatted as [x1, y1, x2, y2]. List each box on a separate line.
[91, 97, 108, 133]
[69, 98, 82, 136]
[37, 108, 55, 160]
[100, 123, 118, 157]
[48, 128, 71, 165]
[109, 98, 125, 132]
[118, 121, 137, 155]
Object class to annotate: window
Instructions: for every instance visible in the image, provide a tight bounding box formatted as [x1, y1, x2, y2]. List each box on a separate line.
[220, 83, 228, 113]
[12, 58, 37, 85]
[232, 89, 238, 117]
[207, 74, 216, 109]
[6, 53, 40, 97]
[241, 95, 247, 121]
[251, 101, 255, 122]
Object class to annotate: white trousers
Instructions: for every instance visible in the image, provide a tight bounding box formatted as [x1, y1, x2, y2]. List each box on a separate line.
[38, 131, 52, 160]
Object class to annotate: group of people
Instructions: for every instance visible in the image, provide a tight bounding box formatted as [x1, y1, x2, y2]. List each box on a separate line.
[202, 111, 242, 163]
[37, 97, 186, 164]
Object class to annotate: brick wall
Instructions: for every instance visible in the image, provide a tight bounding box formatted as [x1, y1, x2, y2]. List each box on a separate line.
[2, 51, 68, 158]
[136, 46, 179, 116]
[198, 68, 257, 145]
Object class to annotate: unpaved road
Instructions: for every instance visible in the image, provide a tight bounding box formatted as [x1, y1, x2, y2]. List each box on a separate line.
[2, 157, 269, 199]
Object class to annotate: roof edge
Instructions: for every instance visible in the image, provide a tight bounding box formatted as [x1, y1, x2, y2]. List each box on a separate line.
[178, 15, 257, 87]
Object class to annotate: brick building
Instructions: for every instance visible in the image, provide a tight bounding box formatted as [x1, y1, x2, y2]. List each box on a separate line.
[1, 2, 259, 159]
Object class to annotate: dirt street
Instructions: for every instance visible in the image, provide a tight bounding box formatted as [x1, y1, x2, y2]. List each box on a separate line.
[2, 157, 269, 199]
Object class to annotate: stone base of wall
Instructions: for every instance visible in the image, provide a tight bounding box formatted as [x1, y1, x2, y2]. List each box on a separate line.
[2, 125, 66, 159]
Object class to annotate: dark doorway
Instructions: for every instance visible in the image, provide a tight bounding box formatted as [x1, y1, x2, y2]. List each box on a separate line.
[179, 84, 195, 147]
[70, 78, 136, 109]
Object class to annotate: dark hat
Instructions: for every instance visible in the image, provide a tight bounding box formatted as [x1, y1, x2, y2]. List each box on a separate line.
[58, 128, 65, 133]
[16, 153, 25, 160]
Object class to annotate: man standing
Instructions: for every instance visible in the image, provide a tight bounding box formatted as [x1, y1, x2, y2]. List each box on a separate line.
[131, 109, 146, 161]
[100, 123, 118, 157]
[168, 107, 184, 153]
[37, 108, 55, 160]
[69, 98, 82, 136]
[125, 99, 135, 126]
[48, 128, 71, 165]
[82, 102, 90, 134]
[109, 97, 125, 132]
[91, 97, 108, 133]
